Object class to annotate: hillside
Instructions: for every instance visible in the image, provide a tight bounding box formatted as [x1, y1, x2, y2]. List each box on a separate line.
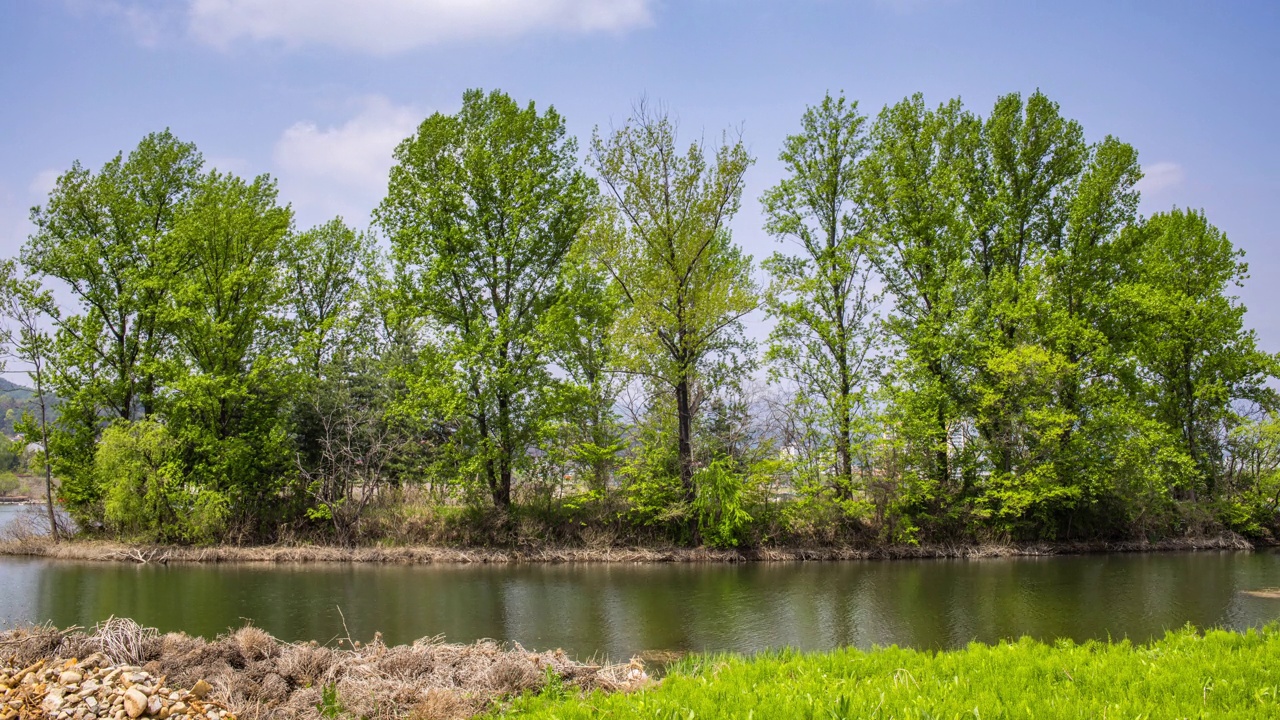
[0, 376, 44, 435]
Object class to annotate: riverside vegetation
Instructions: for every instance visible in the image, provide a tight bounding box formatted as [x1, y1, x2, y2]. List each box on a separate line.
[500, 625, 1280, 719]
[1, 88, 1277, 551]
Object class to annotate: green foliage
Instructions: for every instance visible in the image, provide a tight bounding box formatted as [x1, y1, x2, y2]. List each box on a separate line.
[317, 684, 343, 718]
[692, 459, 753, 549]
[1120, 208, 1279, 493]
[0, 436, 20, 474]
[24, 129, 201, 423]
[6, 88, 1279, 548]
[503, 626, 1280, 719]
[590, 101, 758, 538]
[95, 420, 227, 543]
[379, 88, 592, 510]
[162, 170, 296, 534]
[761, 92, 879, 498]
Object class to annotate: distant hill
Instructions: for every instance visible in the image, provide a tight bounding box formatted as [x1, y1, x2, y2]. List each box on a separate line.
[0, 376, 33, 396]
[0, 376, 45, 435]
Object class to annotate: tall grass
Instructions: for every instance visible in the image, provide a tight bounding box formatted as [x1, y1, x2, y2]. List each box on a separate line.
[500, 626, 1280, 718]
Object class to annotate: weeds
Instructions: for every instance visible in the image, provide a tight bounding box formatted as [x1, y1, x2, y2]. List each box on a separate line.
[318, 684, 343, 718]
[500, 625, 1280, 719]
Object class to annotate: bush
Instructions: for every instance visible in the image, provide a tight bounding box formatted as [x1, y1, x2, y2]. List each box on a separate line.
[96, 420, 227, 543]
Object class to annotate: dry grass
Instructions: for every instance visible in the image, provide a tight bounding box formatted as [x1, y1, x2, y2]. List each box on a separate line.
[0, 621, 648, 720]
[0, 533, 1255, 566]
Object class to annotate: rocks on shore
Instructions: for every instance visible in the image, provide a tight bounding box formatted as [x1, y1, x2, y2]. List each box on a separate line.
[0, 655, 232, 720]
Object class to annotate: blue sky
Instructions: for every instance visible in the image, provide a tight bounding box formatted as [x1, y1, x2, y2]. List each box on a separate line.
[1, 0, 1277, 348]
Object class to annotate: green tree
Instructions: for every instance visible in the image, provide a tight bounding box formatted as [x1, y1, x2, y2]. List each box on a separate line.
[0, 262, 61, 540]
[589, 102, 758, 540]
[547, 241, 625, 493]
[164, 170, 295, 536]
[283, 218, 371, 377]
[861, 94, 978, 500]
[22, 131, 202, 516]
[23, 130, 202, 420]
[378, 89, 593, 509]
[761, 93, 879, 498]
[1122, 208, 1278, 495]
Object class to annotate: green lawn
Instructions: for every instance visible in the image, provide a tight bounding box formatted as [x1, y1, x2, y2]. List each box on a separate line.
[502, 626, 1280, 719]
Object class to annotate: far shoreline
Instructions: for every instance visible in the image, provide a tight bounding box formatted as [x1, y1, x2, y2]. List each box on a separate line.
[0, 533, 1260, 565]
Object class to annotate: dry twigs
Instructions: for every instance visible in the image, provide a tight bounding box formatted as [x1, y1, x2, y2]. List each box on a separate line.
[0, 622, 649, 719]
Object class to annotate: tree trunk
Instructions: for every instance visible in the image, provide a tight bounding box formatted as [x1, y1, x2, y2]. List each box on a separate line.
[835, 356, 853, 499]
[36, 379, 58, 543]
[676, 377, 699, 545]
[495, 459, 512, 509]
[494, 391, 513, 509]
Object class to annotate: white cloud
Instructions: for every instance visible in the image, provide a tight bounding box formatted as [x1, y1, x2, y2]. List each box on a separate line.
[1136, 161, 1185, 196]
[63, 0, 180, 47]
[272, 96, 421, 228]
[188, 0, 653, 54]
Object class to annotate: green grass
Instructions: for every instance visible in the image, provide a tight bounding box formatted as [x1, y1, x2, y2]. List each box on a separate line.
[500, 626, 1280, 719]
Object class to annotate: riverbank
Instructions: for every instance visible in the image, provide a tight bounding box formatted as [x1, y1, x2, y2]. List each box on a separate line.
[501, 625, 1280, 719]
[0, 533, 1256, 565]
[0, 620, 645, 720]
[10, 621, 1277, 719]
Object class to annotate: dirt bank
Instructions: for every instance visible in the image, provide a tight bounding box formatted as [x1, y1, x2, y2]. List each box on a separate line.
[0, 533, 1256, 565]
[0, 620, 646, 720]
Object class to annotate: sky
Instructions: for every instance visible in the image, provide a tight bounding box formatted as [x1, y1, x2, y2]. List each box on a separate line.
[1, 0, 1278, 348]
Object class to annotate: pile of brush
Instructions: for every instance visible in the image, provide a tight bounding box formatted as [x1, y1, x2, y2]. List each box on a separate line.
[0, 619, 648, 719]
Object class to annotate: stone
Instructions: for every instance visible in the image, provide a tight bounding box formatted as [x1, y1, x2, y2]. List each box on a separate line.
[60, 670, 83, 685]
[189, 680, 211, 699]
[122, 688, 147, 719]
[147, 695, 162, 715]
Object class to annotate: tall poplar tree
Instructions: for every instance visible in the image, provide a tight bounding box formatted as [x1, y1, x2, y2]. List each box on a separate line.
[378, 89, 592, 509]
[761, 93, 878, 497]
[861, 95, 978, 492]
[590, 103, 757, 537]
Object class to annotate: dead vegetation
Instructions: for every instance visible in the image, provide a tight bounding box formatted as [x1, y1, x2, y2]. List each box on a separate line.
[0, 620, 648, 719]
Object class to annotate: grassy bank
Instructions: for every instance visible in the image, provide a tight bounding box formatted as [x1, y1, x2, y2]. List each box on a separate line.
[0, 532, 1256, 565]
[500, 626, 1280, 719]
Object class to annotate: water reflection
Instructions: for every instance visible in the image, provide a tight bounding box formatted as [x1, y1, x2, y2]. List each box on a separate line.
[0, 550, 1276, 659]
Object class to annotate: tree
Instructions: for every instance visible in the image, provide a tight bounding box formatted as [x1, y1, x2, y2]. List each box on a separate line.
[164, 170, 294, 536]
[1122, 208, 1278, 495]
[761, 93, 878, 498]
[23, 130, 202, 421]
[962, 91, 1087, 479]
[378, 89, 593, 509]
[23, 131, 202, 516]
[861, 95, 979, 495]
[0, 262, 62, 540]
[590, 102, 757, 540]
[547, 241, 625, 493]
[283, 218, 371, 377]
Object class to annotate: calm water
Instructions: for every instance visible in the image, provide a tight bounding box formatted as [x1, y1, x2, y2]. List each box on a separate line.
[1, 508, 1278, 660]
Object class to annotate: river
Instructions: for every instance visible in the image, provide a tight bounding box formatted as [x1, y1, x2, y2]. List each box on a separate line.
[1, 507, 1277, 660]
